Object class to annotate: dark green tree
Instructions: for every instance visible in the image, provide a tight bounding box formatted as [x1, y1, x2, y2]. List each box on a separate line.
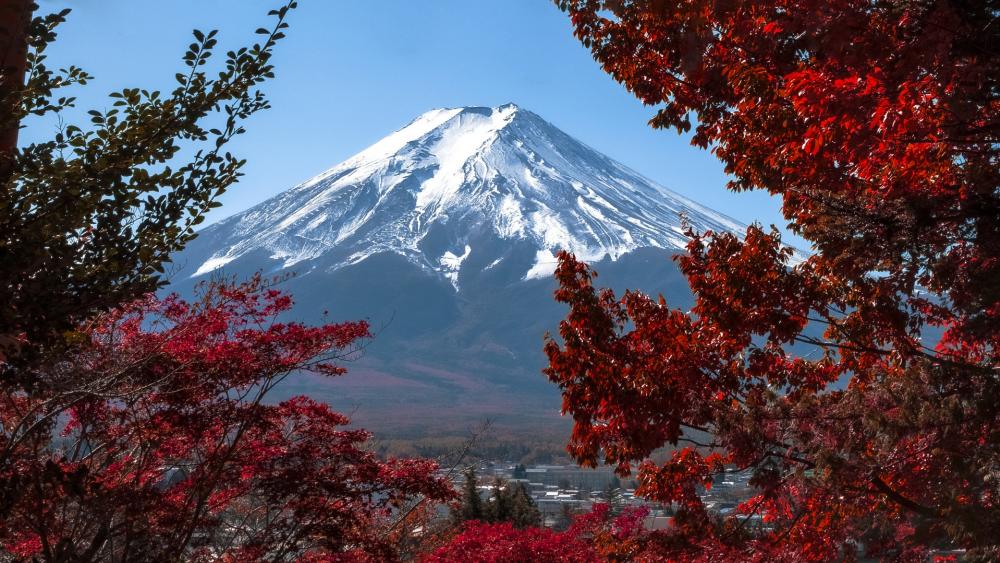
[601, 481, 624, 515]
[512, 463, 527, 480]
[506, 482, 542, 529]
[0, 1, 295, 377]
[452, 473, 541, 529]
[452, 466, 484, 523]
[486, 477, 513, 523]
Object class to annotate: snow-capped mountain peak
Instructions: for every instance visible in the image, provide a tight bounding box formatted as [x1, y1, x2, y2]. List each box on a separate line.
[189, 104, 745, 288]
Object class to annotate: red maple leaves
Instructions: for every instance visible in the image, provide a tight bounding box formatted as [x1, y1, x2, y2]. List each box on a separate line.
[0, 276, 453, 560]
[545, 0, 999, 558]
[424, 504, 653, 563]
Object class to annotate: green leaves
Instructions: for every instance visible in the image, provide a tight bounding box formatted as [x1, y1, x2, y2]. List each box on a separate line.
[2, 1, 298, 365]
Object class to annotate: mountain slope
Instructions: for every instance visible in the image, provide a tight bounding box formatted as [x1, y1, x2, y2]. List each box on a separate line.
[168, 104, 745, 435]
[184, 104, 743, 287]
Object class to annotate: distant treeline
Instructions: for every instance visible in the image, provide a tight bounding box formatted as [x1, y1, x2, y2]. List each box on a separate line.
[374, 434, 571, 466]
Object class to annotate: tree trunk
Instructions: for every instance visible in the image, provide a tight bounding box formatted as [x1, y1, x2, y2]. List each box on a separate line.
[0, 0, 31, 180]
[0, 0, 29, 361]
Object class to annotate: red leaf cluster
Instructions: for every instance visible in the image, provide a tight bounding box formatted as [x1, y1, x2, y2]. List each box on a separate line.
[543, 0, 999, 558]
[424, 504, 655, 563]
[0, 276, 454, 561]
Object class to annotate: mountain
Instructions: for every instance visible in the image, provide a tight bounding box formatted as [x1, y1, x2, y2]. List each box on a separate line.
[168, 104, 746, 437]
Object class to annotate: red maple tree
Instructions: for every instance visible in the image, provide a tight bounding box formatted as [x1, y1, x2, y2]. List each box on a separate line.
[543, 0, 999, 559]
[424, 504, 653, 563]
[0, 277, 453, 561]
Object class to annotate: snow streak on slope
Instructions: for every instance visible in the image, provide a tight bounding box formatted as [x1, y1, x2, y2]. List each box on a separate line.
[191, 104, 747, 286]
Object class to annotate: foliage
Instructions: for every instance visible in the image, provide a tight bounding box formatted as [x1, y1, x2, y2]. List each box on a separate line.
[427, 504, 650, 563]
[599, 480, 624, 515]
[0, 277, 454, 561]
[484, 479, 542, 529]
[427, 520, 596, 563]
[0, 2, 295, 372]
[454, 467, 485, 523]
[544, 0, 1000, 559]
[451, 470, 541, 529]
[512, 464, 527, 480]
[376, 433, 569, 466]
[0, 3, 462, 561]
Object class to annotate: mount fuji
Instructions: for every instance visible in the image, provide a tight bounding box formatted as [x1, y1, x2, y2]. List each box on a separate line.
[168, 104, 746, 436]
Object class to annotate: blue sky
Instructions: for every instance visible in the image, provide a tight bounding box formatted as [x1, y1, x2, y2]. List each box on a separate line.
[28, 0, 801, 245]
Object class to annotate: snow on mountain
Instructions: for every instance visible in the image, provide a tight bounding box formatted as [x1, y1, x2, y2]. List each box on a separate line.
[190, 103, 745, 287]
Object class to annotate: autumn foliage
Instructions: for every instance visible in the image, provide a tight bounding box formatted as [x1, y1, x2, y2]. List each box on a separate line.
[3, 0, 997, 559]
[542, 0, 999, 559]
[1, 2, 295, 372]
[0, 277, 452, 561]
[425, 504, 653, 563]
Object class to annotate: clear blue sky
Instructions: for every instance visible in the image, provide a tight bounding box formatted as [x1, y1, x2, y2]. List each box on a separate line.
[27, 0, 802, 245]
